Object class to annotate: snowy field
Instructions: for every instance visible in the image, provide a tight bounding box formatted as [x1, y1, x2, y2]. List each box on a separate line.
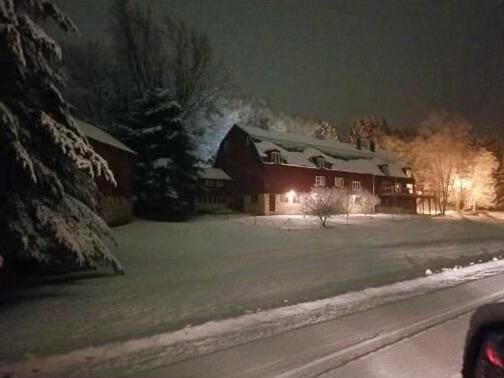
[1, 213, 504, 366]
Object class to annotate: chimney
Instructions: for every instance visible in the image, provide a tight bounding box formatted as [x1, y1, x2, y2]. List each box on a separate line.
[370, 140, 376, 152]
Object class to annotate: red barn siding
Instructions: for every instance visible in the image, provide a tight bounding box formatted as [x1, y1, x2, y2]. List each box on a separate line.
[216, 125, 417, 214]
[89, 140, 134, 197]
[216, 127, 265, 194]
[88, 139, 135, 225]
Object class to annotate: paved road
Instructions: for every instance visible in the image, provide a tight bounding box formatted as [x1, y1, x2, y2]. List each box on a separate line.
[4, 271, 504, 378]
[321, 313, 468, 378]
[143, 273, 504, 378]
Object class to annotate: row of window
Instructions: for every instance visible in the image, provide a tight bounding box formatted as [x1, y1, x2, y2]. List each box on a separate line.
[204, 179, 225, 187]
[198, 195, 227, 204]
[315, 176, 362, 191]
[280, 194, 301, 203]
[381, 182, 414, 193]
[314, 177, 413, 193]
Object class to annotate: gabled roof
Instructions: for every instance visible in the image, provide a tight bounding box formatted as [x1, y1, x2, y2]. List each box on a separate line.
[233, 124, 410, 179]
[76, 119, 136, 155]
[200, 168, 232, 180]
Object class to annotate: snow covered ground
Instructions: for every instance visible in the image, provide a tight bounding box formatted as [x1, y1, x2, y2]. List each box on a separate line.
[4, 258, 504, 377]
[1, 213, 504, 369]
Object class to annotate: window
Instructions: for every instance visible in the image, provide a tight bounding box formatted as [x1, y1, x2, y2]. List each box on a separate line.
[216, 180, 224, 187]
[406, 183, 414, 194]
[282, 191, 300, 204]
[270, 151, 281, 164]
[352, 180, 361, 191]
[250, 194, 258, 203]
[315, 176, 326, 187]
[334, 177, 344, 188]
[382, 181, 394, 193]
[315, 156, 325, 169]
[403, 168, 413, 178]
[395, 183, 402, 193]
[205, 179, 214, 187]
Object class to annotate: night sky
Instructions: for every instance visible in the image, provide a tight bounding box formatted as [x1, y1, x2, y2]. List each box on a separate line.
[56, 0, 504, 134]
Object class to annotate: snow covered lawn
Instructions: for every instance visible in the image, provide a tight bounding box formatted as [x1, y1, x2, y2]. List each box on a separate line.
[1, 213, 504, 364]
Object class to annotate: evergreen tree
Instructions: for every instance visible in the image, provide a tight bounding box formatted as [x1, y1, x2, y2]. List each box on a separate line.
[0, 0, 123, 274]
[119, 88, 200, 218]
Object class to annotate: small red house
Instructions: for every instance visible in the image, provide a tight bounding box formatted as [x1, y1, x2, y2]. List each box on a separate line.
[195, 168, 233, 213]
[77, 119, 136, 226]
[215, 124, 416, 214]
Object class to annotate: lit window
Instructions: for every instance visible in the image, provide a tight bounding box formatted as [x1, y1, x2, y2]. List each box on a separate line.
[284, 190, 298, 203]
[315, 176, 326, 187]
[407, 183, 414, 193]
[270, 151, 281, 164]
[352, 180, 361, 191]
[403, 168, 412, 178]
[395, 183, 402, 193]
[334, 177, 344, 188]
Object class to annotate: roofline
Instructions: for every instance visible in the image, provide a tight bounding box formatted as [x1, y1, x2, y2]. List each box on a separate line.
[76, 119, 137, 155]
[234, 124, 377, 160]
[230, 124, 410, 179]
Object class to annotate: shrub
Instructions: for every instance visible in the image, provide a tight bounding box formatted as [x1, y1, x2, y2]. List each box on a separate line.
[300, 187, 347, 226]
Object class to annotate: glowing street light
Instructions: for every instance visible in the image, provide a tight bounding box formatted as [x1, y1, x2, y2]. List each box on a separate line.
[453, 176, 471, 192]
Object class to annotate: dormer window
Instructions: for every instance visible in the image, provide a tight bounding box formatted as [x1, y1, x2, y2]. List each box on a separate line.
[378, 164, 389, 176]
[314, 156, 325, 169]
[269, 151, 282, 164]
[403, 167, 412, 178]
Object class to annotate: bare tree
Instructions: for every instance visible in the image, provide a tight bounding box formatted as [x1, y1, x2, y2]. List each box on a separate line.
[110, 0, 166, 97]
[314, 121, 339, 141]
[63, 41, 116, 124]
[349, 117, 390, 148]
[465, 148, 499, 211]
[409, 112, 472, 215]
[164, 16, 232, 129]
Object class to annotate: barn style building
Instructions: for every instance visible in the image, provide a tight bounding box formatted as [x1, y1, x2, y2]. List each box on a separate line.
[215, 124, 416, 214]
[77, 119, 136, 226]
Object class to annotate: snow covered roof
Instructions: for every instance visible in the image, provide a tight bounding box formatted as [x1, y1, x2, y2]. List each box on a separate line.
[235, 124, 410, 179]
[200, 168, 232, 180]
[76, 119, 136, 155]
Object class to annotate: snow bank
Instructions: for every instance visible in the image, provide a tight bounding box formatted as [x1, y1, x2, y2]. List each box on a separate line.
[5, 259, 504, 377]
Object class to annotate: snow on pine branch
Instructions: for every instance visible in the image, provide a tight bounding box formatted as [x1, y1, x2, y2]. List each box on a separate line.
[152, 157, 173, 169]
[39, 112, 116, 186]
[0, 101, 37, 182]
[19, 14, 62, 61]
[31, 0, 78, 35]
